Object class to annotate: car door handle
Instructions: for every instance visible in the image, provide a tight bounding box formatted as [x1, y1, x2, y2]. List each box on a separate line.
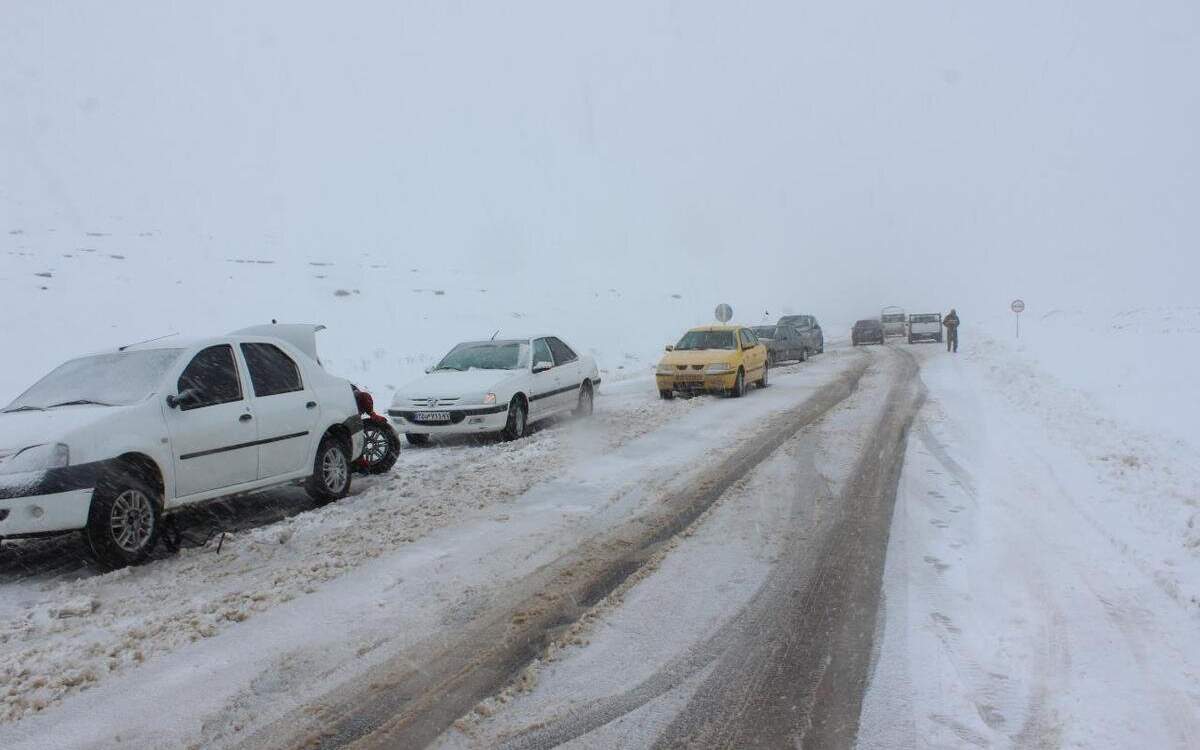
[239, 414, 253, 422]
[306, 401, 317, 409]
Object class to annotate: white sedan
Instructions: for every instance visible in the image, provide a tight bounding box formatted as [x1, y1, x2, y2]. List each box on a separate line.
[0, 324, 363, 568]
[388, 336, 600, 444]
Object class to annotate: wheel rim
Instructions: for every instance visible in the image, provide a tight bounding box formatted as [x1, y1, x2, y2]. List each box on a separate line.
[322, 446, 348, 491]
[737, 372, 744, 395]
[515, 404, 526, 434]
[580, 387, 593, 414]
[109, 489, 154, 553]
[362, 425, 388, 464]
[763, 365, 769, 385]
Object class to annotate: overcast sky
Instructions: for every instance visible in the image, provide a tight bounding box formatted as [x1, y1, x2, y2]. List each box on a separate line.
[3, 1, 1197, 323]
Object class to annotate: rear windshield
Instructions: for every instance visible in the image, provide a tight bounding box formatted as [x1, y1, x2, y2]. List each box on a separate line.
[911, 314, 940, 323]
[675, 330, 736, 351]
[881, 314, 906, 323]
[855, 320, 881, 328]
[750, 327, 778, 339]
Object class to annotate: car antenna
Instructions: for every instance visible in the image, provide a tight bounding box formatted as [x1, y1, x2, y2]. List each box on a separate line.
[490, 329, 500, 340]
[118, 332, 178, 351]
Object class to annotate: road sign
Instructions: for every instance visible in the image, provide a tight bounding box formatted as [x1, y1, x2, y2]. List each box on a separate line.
[1011, 299, 1026, 314]
[714, 303, 733, 323]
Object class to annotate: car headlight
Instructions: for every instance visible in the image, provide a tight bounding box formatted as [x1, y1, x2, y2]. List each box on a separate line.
[705, 363, 734, 374]
[656, 364, 675, 375]
[0, 443, 70, 476]
[482, 392, 497, 405]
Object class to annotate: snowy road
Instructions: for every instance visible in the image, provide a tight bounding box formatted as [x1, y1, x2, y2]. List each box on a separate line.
[1, 345, 909, 750]
[7, 332, 1193, 750]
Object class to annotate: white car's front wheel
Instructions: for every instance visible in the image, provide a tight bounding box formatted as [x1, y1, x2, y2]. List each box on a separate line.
[501, 398, 527, 441]
[86, 469, 162, 569]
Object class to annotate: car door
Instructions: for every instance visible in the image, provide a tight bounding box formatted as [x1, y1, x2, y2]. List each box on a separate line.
[240, 342, 319, 479]
[740, 329, 764, 376]
[547, 337, 583, 412]
[164, 344, 259, 498]
[528, 337, 561, 420]
[795, 318, 814, 352]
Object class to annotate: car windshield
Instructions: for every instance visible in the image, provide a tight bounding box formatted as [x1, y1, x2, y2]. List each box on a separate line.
[751, 327, 778, 339]
[856, 320, 880, 328]
[435, 341, 530, 371]
[4, 348, 184, 412]
[778, 316, 805, 327]
[911, 314, 939, 323]
[881, 314, 906, 323]
[675, 330, 736, 351]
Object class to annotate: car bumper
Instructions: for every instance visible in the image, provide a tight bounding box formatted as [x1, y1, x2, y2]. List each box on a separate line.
[0, 487, 93, 537]
[388, 406, 510, 434]
[656, 372, 737, 393]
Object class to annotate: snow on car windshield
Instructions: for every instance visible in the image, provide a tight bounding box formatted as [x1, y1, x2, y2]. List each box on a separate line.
[750, 327, 778, 339]
[675, 330, 736, 351]
[435, 341, 530, 371]
[4, 348, 183, 411]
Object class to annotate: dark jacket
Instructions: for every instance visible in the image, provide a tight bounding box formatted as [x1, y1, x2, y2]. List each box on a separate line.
[944, 311, 960, 329]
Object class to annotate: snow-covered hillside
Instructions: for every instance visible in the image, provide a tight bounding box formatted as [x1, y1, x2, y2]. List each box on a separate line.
[1, 228, 838, 406]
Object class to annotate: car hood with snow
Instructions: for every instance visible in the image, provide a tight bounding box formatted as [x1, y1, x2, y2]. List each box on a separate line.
[393, 369, 523, 405]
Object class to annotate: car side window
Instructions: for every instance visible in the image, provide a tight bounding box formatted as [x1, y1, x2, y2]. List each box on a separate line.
[532, 338, 554, 368]
[177, 345, 242, 410]
[240, 343, 303, 397]
[740, 329, 758, 348]
[546, 337, 577, 365]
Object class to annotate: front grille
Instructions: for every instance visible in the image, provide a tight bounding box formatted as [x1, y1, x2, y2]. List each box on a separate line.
[408, 397, 461, 407]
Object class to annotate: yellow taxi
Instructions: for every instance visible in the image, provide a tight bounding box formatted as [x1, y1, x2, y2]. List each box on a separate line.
[655, 324, 769, 399]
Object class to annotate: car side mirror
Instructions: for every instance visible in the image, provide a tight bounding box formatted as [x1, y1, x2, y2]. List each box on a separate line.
[167, 388, 199, 409]
[532, 361, 554, 374]
[664, 345, 674, 352]
[424, 366, 433, 374]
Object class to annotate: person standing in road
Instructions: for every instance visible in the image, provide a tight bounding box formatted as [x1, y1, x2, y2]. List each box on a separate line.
[944, 308, 960, 352]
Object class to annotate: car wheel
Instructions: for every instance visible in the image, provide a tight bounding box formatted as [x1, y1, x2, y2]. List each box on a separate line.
[85, 469, 163, 569]
[757, 361, 769, 389]
[359, 421, 400, 474]
[574, 381, 594, 417]
[405, 433, 430, 446]
[306, 433, 352, 505]
[729, 368, 746, 398]
[501, 397, 527, 441]
[659, 389, 674, 400]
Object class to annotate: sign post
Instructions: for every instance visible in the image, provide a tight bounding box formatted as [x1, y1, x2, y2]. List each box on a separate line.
[1011, 299, 1025, 338]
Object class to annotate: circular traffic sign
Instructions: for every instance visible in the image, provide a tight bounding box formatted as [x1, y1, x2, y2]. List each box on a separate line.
[714, 303, 733, 323]
[1011, 299, 1026, 314]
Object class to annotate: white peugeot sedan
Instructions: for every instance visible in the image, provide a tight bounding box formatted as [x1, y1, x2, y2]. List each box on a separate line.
[389, 336, 600, 444]
[0, 324, 364, 568]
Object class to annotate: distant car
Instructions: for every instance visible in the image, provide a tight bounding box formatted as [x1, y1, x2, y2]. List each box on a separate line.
[656, 325, 769, 399]
[776, 314, 824, 355]
[881, 306, 907, 338]
[0, 324, 364, 568]
[388, 336, 599, 445]
[750, 325, 809, 365]
[908, 313, 943, 344]
[852, 319, 885, 345]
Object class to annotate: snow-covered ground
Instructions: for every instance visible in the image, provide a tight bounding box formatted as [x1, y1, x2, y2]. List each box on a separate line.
[0, 350, 861, 749]
[858, 319, 1200, 749]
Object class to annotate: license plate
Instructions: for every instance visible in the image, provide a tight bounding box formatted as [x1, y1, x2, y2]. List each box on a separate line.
[414, 411, 451, 422]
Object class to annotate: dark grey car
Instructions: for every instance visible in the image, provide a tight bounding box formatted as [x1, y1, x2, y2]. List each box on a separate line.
[776, 315, 824, 355]
[750, 325, 809, 365]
